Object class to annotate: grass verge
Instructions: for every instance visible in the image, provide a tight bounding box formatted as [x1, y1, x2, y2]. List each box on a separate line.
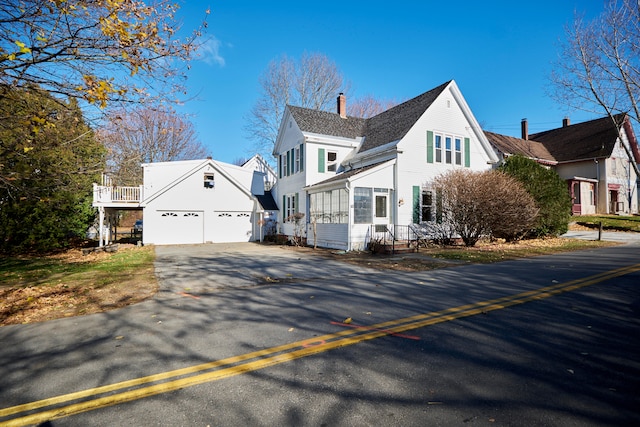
[572, 214, 640, 232]
[0, 246, 157, 326]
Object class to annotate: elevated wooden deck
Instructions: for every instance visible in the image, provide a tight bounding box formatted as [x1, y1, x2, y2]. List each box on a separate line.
[92, 184, 143, 208]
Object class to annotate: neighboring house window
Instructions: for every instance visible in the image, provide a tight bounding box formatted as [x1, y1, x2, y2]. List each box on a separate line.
[435, 135, 442, 163]
[354, 187, 373, 224]
[455, 138, 462, 165]
[309, 189, 348, 224]
[327, 151, 337, 172]
[204, 173, 215, 188]
[445, 136, 452, 164]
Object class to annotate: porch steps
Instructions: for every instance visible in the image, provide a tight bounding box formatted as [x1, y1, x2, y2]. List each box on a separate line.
[378, 241, 417, 255]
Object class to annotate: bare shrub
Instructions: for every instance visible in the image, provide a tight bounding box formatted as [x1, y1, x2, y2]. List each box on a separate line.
[432, 170, 539, 246]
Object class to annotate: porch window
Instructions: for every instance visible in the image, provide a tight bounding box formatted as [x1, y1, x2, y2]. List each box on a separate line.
[309, 189, 348, 224]
[375, 195, 387, 218]
[354, 187, 372, 224]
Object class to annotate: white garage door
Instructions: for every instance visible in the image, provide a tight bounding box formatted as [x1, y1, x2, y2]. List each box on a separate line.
[157, 211, 204, 244]
[212, 211, 252, 242]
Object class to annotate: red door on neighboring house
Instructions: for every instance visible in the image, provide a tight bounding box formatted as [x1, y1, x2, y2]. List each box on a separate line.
[609, 190, 619, 213]
[571, 181, 581, 215]
[608, 184, 621, 214]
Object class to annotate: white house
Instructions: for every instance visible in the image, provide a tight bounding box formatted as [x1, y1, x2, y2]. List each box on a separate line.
[272, 80, 499, 250]
[92, 156, 278, 246]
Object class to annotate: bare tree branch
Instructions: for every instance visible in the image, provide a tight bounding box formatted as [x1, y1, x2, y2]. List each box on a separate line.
[550, 0, 640, 176]
[97, 107, 208, 185]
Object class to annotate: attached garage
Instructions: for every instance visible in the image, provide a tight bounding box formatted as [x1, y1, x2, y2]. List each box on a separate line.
[210, 211, 253, 243]
[155, 210, 204, 245]
[140, 158, 278, 246]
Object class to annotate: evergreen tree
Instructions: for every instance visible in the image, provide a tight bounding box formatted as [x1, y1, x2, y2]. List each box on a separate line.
[0, 85, 105, 253]
[499, 155, 572, 237]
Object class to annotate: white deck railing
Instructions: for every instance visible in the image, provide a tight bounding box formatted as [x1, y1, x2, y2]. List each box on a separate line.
[93, 184, 143, 204]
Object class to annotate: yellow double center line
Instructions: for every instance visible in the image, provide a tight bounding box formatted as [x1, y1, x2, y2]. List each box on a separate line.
[2, 263, 639, 426]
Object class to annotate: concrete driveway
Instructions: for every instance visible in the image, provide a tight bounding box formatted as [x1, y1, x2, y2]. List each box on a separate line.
[153, 242, 371, 295]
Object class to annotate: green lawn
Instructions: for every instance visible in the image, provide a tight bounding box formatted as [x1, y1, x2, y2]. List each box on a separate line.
[572, 215, 640, 232]
[0, 246, 155, 289]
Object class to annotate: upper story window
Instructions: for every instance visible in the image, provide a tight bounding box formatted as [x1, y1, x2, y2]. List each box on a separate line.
[279, 143, 304, 178]
[445, 136, 452, 164]
[204, 173, 215, 188]
[427, 130, 470, 167]
[327, 151, 337, 172]
[318, 148, 339, 173]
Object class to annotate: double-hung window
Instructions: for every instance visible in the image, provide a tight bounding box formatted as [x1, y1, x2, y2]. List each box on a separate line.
[445, 136, 452, 164]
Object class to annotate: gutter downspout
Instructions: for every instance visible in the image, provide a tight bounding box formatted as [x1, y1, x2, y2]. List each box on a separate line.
[346, 181, 351, 251]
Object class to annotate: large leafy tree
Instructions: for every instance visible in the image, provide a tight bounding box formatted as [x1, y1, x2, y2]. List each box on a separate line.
[500, 155, 572, 237]
[551, 0, 640, 176]
[0, 85, 105, 253]
[0, 0, 207, 109]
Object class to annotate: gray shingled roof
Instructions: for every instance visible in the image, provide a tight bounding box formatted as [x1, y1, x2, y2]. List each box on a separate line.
[488, 114, 637, 164]
[288, 81, 451, 154]
[529, 114, 627, 162]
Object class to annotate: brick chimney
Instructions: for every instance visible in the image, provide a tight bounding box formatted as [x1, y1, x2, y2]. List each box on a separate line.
[521, 118, 528, 140]
[337, 93, 346, 119]
[563, 117, 570, 127]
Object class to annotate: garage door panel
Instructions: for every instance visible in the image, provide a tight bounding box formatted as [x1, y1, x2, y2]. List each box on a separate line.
[212, 211, 252, 243]
[156, 211, 203, 244]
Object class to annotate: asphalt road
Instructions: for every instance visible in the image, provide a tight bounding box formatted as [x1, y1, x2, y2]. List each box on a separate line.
[1, 241, 639, 426]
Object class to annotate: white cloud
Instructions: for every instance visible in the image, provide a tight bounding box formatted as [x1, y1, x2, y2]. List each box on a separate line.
[198, 37, 226, 67]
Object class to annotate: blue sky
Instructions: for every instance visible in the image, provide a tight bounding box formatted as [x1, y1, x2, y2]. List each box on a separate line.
[176, 1, 605, 164]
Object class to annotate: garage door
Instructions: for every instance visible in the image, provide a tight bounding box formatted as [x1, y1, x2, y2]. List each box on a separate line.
[212, 211, 252, 242]
[157, 211, 204, 244]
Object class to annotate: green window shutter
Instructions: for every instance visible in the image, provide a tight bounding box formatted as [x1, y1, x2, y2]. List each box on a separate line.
[295, 192, 299, 213]
[299, 144, 304, 172]
[412, 186, 420, 223]
[318, 148, 325, 173]
[426, 131, 434, 163]
[283, 195, 287, 221]
[464, 138, 470, 167]
[286, 150, 291, 176]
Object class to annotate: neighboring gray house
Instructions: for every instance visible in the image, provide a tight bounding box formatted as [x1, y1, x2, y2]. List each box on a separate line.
[486, 114, 640, 215]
